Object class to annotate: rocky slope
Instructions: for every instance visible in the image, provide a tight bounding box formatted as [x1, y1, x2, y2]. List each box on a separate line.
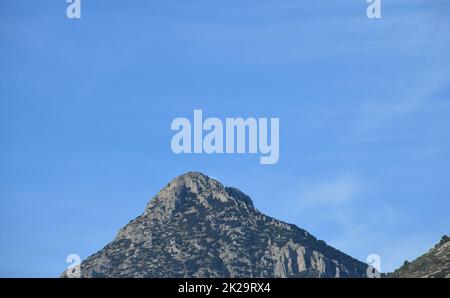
[63, 172, 368, 277]
[388, 236, 450, 278]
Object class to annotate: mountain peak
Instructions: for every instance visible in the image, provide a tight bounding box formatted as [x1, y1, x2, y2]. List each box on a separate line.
[170, 171, 210, 183]
[66, 172, 368, 278]
[171, 171, 221, 193]
[144, 172, 253, 216]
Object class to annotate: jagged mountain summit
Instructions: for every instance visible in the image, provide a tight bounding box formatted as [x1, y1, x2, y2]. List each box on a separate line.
[388, 235, 450, 278]
[64, 172, 368, 278]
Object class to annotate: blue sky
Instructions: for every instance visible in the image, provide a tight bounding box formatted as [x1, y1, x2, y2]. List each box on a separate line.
[1, 0, 449, 277]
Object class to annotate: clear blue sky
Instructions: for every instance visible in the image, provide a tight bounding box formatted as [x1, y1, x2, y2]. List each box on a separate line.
[1, 0, 449, 277]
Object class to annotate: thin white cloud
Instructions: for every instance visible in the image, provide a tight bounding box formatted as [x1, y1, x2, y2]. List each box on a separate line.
[297, 174, 360, 207]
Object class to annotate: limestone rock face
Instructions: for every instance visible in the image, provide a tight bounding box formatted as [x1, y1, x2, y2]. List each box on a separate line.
[63, 172, 368, 278]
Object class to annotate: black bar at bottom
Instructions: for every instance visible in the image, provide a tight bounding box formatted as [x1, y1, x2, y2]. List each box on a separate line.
[0, 278, 446, 296]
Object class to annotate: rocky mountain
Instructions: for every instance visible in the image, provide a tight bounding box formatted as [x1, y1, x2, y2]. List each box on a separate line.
[63, 172, 368, 278]
[388, 235, 450, 278]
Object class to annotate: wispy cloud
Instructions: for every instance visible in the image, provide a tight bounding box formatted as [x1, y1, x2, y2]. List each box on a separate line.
[282, 174, 401, 271]
[296, 174, 360, 207]
[356, 70, 450, 132]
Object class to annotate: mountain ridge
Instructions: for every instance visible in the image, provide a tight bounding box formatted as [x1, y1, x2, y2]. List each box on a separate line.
[388, 235, 450, 278]
[63, 171, 368, 278]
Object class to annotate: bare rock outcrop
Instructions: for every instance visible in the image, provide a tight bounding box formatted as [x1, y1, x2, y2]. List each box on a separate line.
[62, 172, 368, 278]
